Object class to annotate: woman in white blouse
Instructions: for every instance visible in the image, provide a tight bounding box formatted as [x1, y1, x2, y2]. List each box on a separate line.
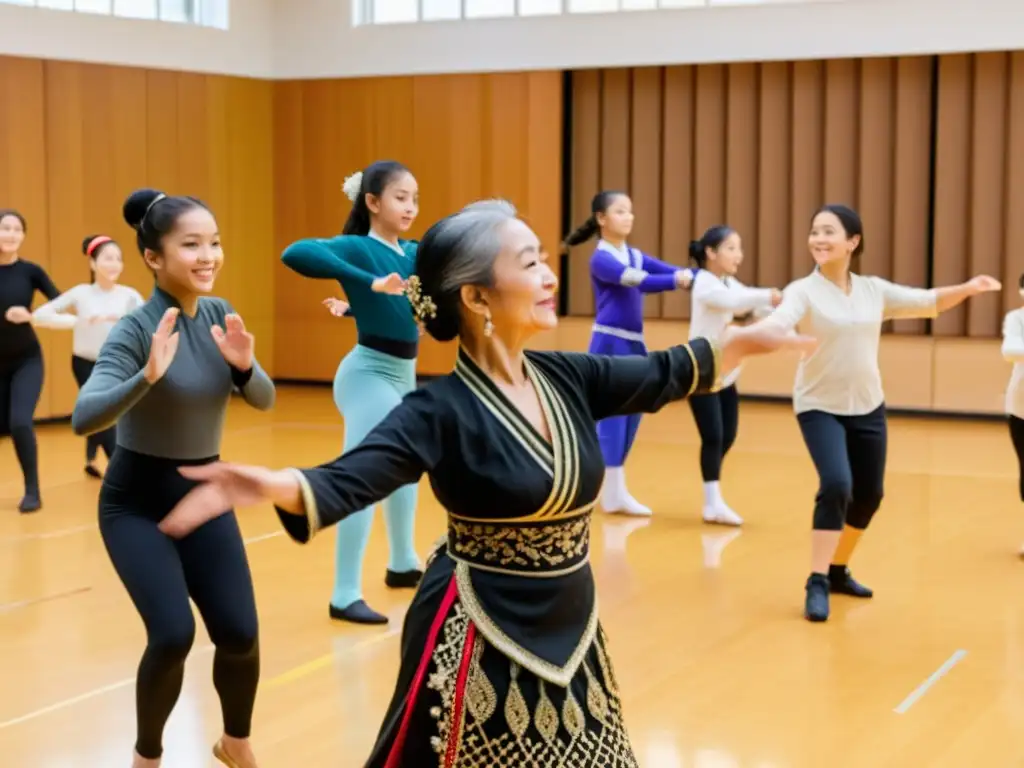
[754, 204, 999, 622]
[33, 235, 143, 477]
[1000, 280, 1024, 555]
[687, 225, 781, 526]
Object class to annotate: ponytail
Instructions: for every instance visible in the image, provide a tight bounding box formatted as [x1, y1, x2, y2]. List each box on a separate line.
[564, 216, 599, 248]
[688, 240, 707, 268]
[562, 189, 628, 249]
[690, 224, 735, 269]
[340, 160, 412, 236]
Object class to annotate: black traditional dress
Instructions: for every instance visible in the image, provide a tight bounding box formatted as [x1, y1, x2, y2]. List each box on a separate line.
[274, 339, 720, 767]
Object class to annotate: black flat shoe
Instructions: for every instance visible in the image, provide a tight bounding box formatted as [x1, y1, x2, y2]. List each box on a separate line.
[328, 599, 388, 625]
[385, 568, 423, 589]
[18, 493, 41, 513]
[828, 565, 873, 598]
[805, 573, 830, 622]
[84, 464, 102, 479]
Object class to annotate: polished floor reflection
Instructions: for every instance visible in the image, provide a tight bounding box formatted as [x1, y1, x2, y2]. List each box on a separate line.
[1, 387, 1022, 766]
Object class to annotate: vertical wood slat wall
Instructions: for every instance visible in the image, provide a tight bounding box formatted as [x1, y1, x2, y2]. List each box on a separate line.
[272, 72, 563, 380]
[0, 55, 275, 420]
[568, 53, 1024, 339]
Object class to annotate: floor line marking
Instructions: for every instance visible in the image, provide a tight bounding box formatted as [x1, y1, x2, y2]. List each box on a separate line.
[264, 628, 401, 690]
[0, 586, 93, 614]
[893, 649, 967, 714]
[0, 645, 215, 730]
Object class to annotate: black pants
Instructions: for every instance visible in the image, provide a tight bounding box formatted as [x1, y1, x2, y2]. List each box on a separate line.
[71, 355, 116, 463]
[796, 404, 887, 531]
[1010, 415, 1024, 501]
[0, 352, 43, 496]
[688, 385, 739, 482]
[99, 448, 260, 759]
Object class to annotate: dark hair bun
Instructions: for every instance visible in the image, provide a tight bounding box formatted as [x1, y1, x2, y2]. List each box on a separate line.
[687, 240, 704, 263]
[422, 299, 460, 343]
[123, 188, 164, 231]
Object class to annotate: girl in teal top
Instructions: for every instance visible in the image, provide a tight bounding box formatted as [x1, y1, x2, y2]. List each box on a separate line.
[281, 160, 422, 625]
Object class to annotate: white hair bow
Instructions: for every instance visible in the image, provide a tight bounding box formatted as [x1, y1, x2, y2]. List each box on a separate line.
[342, 172, 363, 203]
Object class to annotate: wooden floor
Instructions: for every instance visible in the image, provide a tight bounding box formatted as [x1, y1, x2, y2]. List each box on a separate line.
[1, 387, 1023, 767]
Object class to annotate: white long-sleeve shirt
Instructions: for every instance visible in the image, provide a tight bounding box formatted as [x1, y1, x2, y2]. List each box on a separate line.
[760, 270, 937, 415]
[688, 272, 775, 389]
[1001, 308, 1024, 419]
[33, 283, 144, 361]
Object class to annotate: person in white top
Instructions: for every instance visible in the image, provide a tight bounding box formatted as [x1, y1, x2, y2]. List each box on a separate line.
[753, 204, 1000, 622]
[1000, 281, 1024, 555]
[687, 225, 781, 527]
[33, 234, 144, 477]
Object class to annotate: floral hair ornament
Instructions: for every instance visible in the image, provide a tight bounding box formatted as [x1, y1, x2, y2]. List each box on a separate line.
[342, 172, 363, 203]
[404, 274, 437, 327]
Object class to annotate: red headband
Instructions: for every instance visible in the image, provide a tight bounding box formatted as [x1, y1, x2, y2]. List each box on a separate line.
[86, 236, 112, 256]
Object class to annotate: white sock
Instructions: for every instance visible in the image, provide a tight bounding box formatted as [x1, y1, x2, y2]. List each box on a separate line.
[703, 481, 723, 507]
[603, 467, 624, 501]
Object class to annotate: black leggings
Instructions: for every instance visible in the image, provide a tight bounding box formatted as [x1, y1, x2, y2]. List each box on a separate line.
[71, 355, 116, 463]
[99, 448, 260, 759]
[796, 404, 887, 531]
[1010, 415, 1024, 501]
[688, 385, 739, 482]
[0, 353, 43, 496]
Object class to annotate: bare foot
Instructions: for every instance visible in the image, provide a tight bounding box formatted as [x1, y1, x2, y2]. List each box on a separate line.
[216, 735, 258, 768]
[131, 752, 160, 768]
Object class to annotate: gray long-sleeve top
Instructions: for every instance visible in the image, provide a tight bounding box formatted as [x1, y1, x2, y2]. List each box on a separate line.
[71, 286, 275, 460]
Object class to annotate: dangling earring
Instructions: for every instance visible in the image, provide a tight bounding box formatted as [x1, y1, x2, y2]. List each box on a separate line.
[484, 312, 494, 338]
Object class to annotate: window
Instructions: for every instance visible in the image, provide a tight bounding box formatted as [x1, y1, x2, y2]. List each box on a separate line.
[0, 0, 228, 28]
[354, 0, 792, 25]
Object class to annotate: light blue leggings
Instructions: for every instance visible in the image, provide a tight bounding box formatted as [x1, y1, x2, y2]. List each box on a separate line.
[330, 345, 420, 610]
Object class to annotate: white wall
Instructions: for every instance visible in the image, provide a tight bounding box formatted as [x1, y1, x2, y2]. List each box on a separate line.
[2, 0, 1024, 80]
[0, 0, 273, 77]
[274, 0, 1024, 80]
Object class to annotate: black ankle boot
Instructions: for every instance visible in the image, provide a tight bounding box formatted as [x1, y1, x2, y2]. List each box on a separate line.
[805, 573, 830, 622]
[828, 565, 873, 598]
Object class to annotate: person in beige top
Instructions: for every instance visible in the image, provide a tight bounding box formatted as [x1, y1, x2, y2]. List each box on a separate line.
[753, 204, 999, 623]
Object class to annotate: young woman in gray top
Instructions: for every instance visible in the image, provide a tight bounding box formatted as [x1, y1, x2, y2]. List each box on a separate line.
[72, 188, 275, 768]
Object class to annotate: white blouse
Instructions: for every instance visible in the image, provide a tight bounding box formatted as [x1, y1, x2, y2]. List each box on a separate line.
[33, 283, 145, 361]
[1001, 307, 1024, 419]
[761, 270, 937, 415]
[688, 272, 775, 389]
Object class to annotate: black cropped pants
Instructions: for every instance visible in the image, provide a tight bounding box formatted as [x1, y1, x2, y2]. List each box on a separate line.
[796, 404, 887, 531]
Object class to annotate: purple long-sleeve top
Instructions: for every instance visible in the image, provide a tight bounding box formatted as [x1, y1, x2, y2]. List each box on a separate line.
[590, 240, 682, 334]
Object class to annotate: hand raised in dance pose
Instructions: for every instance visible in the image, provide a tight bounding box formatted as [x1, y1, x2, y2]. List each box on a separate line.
[143, 307, 181, 383]
[211, 313, 254, 372]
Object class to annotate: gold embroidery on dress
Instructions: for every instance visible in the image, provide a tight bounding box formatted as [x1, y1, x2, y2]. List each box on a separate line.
[528, 362, 581, 520]
[428, 609, 639, 767]
[448, 515, 589, 575]
[455, 561, 598, 687]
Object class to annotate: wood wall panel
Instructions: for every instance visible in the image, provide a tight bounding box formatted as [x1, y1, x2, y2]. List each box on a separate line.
[272, 71, 563, 381]
[0, 55, 275, 420]
[567, 57, 933, 338]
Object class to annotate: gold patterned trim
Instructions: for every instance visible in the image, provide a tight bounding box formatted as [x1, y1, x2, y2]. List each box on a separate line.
[286, 468, 320, 539]
[527, 360, 580, 520]
[455, 353, 554, 479]
[446, 510, 592, 578]
[454, 560, 598, 687]
[682, 343, 699, 396]
[447, 500, 596, 526]
[708, 340, 724, 393]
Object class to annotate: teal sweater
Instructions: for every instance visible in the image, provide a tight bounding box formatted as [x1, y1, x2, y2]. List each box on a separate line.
[281, 235, 419, 344]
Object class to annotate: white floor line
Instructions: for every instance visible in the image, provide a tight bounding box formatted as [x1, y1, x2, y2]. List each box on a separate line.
[0, 645, 215, 730]
[893, 649, 967, 714]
